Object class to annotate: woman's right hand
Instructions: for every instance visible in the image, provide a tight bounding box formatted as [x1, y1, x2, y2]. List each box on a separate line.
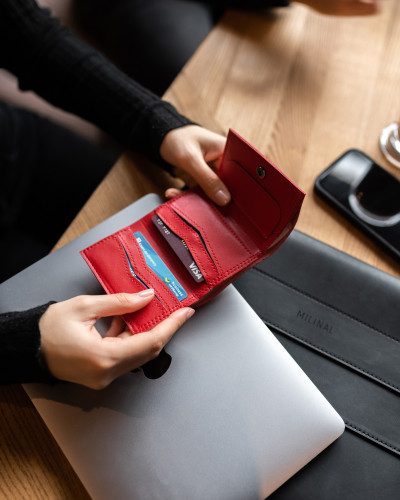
[39, 290, 194, 389]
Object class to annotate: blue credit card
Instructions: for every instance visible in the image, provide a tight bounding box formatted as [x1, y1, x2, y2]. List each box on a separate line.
[134, 231, 188, 301]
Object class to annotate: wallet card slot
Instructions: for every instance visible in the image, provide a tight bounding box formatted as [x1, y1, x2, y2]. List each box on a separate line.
[152, 214, 207, 285]
[129, 213, 212, 303]
[119, 242, 162, 303]
[118, 230, 188, 307]
[172, 211, 216, 266]
[159, 192, 255, 284]
[155, 203, 220, 284]
[81, 234, 168, 334]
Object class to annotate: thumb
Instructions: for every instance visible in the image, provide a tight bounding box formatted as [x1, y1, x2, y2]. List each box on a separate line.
[105, 307, 195, 377]
[76, 290, 155, 321]
[189, 157, 231, 206]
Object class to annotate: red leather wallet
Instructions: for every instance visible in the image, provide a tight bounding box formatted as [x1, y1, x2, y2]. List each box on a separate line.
[81, 129, 305, 333]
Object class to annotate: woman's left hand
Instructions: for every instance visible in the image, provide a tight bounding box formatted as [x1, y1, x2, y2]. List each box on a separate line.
[160, 125, 231, 206]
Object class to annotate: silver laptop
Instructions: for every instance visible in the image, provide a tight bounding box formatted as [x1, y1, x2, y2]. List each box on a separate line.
[0, 194, 344, 499]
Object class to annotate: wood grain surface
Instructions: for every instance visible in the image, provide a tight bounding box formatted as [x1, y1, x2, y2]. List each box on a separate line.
[2, 2, 400, 498]
[60, 2, 400, 277]
[0, 384, 90, 500]
[165, 2, 400, 277]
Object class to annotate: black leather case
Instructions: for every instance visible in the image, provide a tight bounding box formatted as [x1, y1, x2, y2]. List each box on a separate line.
[234, 230, 400, 500]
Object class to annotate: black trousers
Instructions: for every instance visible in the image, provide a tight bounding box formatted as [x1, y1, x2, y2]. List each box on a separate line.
[0, 102, 117, 283]
[73, 0, 286, 96]
[73, 0, 223, 96]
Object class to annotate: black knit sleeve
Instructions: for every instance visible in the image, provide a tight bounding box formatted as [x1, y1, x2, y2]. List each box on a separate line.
[0, 303, 57, 384]
[0, 0, 193, 169]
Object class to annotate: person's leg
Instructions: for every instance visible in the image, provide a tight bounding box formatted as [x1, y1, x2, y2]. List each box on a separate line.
[17, 113, 117, 247]
[0, 227, 50, 283]
[0, 101, 117, 282]
[73, 0, 223, 96]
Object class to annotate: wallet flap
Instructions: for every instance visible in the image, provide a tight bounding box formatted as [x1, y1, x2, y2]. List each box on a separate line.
[219, 129, 305, 239]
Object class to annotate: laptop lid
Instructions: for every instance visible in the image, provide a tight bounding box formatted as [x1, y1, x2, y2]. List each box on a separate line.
[0, 194, 344, 499]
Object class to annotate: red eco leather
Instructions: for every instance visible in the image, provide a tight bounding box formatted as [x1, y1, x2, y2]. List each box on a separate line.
[81, 129, 305, 333]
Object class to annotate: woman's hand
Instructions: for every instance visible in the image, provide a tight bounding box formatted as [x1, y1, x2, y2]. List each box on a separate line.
[39, 290, 194, 389]
[160, 125, 231, 206]
[296, 0, 382, 16]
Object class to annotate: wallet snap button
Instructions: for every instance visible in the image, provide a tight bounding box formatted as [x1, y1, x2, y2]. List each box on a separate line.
[256, 166, 266, 179]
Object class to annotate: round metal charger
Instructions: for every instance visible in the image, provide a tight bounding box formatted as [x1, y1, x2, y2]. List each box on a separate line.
[380, 122, 400, 169]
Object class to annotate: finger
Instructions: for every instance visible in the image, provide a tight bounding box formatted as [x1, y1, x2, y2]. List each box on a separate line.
[76, 290, 155, 321]
[104, 315, 127, 338]
[165, 187, 183, 199]
[188, 158, 231, 206]
[207, 157, 221, 172]
[107, 307, 195, 377]
[172, 167, 195, 188]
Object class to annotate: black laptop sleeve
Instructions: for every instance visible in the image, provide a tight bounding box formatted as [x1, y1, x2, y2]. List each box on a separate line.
[234, 230, 400, 500]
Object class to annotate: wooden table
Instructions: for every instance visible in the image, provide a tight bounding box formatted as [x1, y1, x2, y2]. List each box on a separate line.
[1, 2, 400, 498]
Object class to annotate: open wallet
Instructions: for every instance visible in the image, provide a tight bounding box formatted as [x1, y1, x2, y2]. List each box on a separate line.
[81, 129, 305, 334]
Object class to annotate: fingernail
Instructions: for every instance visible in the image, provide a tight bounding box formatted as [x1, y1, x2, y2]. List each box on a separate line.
[215, 189, 230, 206]
[139, 288, 154, 297]
[185, 308, 195, 320]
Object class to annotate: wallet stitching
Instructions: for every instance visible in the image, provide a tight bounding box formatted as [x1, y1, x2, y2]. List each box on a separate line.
[209, 255, 258, 287]
[82, 241, 123, 296]
[261, 316, 400, 393]
[156, 205, 219, 282]
[159, 203, 255, 285]
[118, 231, 184, 312]
[83, 237, 172, 332]
[117, 234, 179, 329]
[81, 249, 115, 298]
[230, 160, 282, 238]
[117, 234, 164, 302]
[345, 421, 400, 455]
[170, 197, 254, 266]
[251, 268, 400, 344]
[168, 201, 224, 269]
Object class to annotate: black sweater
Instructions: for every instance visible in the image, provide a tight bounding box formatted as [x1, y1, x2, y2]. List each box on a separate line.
[0, 0, 193, 384]
[0, 0, 288, 384]
[0, 0, 193, 168]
